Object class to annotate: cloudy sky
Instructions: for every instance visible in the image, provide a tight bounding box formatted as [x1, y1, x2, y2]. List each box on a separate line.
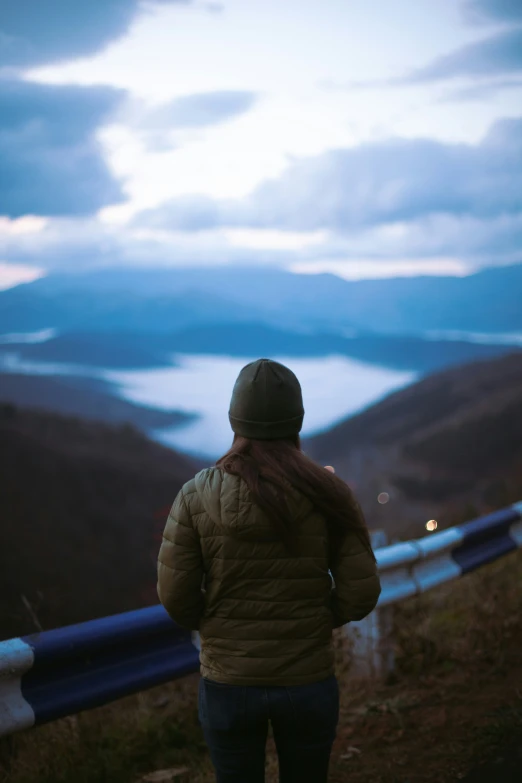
[0, 0, 521, 288]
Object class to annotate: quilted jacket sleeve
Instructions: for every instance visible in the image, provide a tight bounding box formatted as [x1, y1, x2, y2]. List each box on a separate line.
[157, 487, 205, 630]
[329, 514, 382, 629]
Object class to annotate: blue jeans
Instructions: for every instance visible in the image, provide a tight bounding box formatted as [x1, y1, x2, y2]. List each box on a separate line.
[198, 674, 339, 782]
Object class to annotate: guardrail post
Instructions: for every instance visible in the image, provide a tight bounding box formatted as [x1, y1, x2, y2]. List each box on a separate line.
[344, 529, 395, 679]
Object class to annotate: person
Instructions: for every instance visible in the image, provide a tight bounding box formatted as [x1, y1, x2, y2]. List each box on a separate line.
[157, 358, 382, 783]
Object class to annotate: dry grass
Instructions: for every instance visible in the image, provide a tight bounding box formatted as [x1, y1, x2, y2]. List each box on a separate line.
[1, 549, 521, 783]
[327, 548, 522, 783]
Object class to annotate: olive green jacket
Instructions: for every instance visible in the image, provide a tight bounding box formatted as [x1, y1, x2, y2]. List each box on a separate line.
[157, 466, 381, 686]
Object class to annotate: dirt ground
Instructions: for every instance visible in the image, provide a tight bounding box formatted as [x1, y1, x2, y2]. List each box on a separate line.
[253, 633, 522, 783]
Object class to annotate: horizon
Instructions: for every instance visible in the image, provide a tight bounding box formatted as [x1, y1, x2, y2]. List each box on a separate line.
[1, 257, 521, 293]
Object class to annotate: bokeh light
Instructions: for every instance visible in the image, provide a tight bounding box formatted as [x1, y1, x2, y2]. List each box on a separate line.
[377, 492, 390, 504]
[426, 519, 438, 531]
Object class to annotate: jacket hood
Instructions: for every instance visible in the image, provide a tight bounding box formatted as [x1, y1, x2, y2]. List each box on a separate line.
[194, 466, 313, 541]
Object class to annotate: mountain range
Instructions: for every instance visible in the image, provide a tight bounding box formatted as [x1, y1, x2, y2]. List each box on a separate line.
[1, 262, 521, 335]
[1, 323, 519, 373]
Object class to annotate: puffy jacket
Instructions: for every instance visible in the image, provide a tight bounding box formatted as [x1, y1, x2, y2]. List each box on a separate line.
[157, 466, 381, 686]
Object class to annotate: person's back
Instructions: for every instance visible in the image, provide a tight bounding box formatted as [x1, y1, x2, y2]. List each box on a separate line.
[157, 358, 381, 782]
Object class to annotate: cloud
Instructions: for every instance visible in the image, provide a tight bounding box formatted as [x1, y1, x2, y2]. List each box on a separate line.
[74, 116, 521, 273]
[0, 79, 126, 217]
[136, 117, 522, 233]
[137, 195, 222, 230]
[0, 261, 45, 290]
[131, 90, 259, 150]
[201, 2, 224, 13]
[320, 213, 522, 266]
[3, 207, 521, 280]
[346, 5, 522, 90]
[465, 0, 522, 24]
[0, 215, 296, 273]
[0, 2, 194, 217]
[141, 91, 258, 129]
[440, 77, 522, 102]
[0, 0, 189, 68]
[400, 28, 522, 84]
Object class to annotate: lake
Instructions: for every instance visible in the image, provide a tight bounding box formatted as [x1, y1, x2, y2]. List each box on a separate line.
[106, 353, 417, 459]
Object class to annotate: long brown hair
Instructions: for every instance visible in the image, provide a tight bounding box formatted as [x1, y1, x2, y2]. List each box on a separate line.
[215, 434, 376, 566]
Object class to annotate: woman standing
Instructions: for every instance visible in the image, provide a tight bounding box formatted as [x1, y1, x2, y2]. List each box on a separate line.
[157, 358, 381, 782]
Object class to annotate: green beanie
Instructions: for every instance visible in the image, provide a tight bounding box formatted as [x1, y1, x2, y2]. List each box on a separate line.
[229, 358, 304, 440]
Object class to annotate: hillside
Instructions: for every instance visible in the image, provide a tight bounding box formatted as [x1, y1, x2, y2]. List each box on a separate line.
[0, 372, 197, 430]
[304, 351, 522, 538]
[1, 262, 521, 335]
[0, 405, 206, 641]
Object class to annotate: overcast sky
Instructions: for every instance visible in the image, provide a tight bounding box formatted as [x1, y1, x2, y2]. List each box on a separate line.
[0, 0, 521, 287]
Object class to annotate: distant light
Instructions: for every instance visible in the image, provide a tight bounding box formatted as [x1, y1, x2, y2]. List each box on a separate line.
[426, 520, 438, 531]
[377, 492, 390, 504]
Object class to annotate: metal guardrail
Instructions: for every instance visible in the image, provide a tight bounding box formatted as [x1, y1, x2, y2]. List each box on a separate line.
[0, 606, 200, 737]
[1, 501, 521, 738]
[377, 501, 522, 606]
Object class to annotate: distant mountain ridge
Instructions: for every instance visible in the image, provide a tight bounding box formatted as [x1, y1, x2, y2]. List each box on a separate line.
[1, 323, 520, 373]
[1, 262, 521, 335]
[0, 282, 268, 334]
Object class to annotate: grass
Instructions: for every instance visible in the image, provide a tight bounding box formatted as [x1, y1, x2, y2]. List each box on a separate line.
[1, 549, 521, 783]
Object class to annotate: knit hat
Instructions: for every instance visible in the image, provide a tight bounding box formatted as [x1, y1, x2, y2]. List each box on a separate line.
[228, 358, 304, 440]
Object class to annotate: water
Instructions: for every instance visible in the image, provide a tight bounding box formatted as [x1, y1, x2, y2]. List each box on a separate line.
[106, 353, 417, 459]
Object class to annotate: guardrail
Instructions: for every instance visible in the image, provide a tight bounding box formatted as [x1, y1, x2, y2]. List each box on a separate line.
[1, 501, 521, 738]
[378, 501, 522, 605]
[346, 501, 522, 677]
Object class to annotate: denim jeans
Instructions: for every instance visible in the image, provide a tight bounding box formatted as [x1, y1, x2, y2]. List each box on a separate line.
[198, 674, 339, 783]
